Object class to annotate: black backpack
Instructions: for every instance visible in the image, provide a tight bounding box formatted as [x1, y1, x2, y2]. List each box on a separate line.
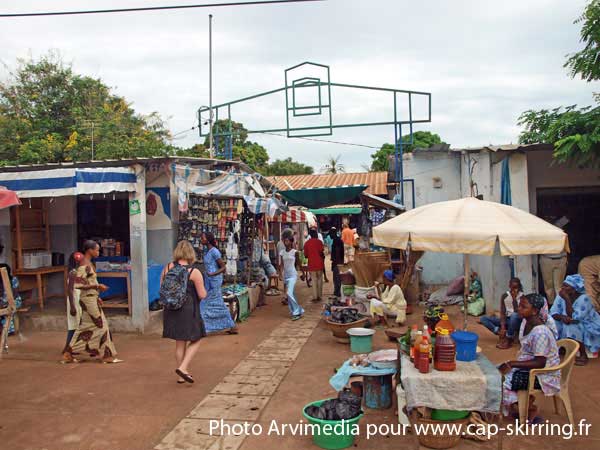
[159, 263, 190, 311]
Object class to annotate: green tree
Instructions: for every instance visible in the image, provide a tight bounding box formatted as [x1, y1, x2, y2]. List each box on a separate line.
[518, 0, 600, 168]
[565, 0, 600, 82]
[203, 119, 248, 147]
[264, 157, 314, 176]
[370, 131, 444, 171]
[233, 141, 269, 172]
[321, 154, 345, 174]
[0, 53, 174, 165]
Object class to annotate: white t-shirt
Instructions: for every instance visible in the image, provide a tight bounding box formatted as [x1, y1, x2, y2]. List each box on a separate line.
[281, 248, 297, 279]
[504, 290, 523, 315]
[277, 241, 286, 259]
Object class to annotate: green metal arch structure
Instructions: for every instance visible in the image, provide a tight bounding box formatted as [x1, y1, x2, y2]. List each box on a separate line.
[197, 62, 432, 204]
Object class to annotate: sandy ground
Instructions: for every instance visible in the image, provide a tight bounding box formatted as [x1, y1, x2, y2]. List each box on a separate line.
[1, 268, 599, 450]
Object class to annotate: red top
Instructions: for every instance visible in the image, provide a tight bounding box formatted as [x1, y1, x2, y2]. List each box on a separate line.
[303, 238, 325, 271]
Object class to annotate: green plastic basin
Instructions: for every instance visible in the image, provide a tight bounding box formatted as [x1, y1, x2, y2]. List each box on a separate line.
[302, 399, 364, 449]
[431, 409, 470, 421]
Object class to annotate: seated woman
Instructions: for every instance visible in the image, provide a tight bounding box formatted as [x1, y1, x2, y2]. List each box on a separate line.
[367, 270, 407, 327]
[479, 278, 524, 349]
[550, 274, 600, 366]
[0, 241, 22, 340]
[499, 293, 560, 423]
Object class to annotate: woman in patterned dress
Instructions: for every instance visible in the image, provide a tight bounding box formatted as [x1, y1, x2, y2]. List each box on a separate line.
[200, 232, 238, 334]
[62, 240, 122, 364]
[498, 293, 560, 421]
[550, 274, 600, 366]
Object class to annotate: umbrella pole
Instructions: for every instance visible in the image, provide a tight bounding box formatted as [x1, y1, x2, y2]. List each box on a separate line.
[464, 254, 470, 330]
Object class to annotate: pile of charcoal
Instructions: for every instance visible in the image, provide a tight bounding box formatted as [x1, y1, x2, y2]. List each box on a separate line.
[329, 307, 362, 324]
[305, 390, 362, 420]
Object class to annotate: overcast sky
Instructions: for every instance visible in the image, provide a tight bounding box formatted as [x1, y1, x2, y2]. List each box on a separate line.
[0, 0, 595, 171]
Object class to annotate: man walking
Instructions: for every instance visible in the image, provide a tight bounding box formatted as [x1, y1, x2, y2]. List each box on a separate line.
[329, 228, 345, 299]
[304, 229, 326, 302]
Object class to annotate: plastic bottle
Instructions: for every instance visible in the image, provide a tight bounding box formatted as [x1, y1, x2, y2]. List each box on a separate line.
[435, 313, 455, 335]
[423, 324, 431, 340]
[412, 331, 423, 368]
[418, 336, 431, 374]
[409, 325, 419, 361]
[434, 328, 456, 371]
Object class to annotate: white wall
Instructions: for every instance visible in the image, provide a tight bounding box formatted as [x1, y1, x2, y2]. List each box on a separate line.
[403, 151, 464, 284]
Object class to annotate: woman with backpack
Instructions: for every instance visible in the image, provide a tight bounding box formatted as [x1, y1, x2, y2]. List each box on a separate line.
[200, 232, 239, 334]
[161, 240, 208, 384]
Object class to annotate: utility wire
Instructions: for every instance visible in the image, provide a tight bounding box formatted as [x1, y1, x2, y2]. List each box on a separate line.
[256, 130, 381, 149]
[0, 0, 324, 18]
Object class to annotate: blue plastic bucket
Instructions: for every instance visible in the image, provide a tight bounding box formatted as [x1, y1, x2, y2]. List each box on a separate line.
[451, 330, 478, 362]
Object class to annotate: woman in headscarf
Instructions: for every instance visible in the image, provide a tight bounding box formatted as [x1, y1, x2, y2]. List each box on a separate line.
[550, 274, 600, 366]
[63, 240, 122, 364]
[367, 270, 407, 327]
[498, 293, 560, 422]
[200, 232, 238, 334]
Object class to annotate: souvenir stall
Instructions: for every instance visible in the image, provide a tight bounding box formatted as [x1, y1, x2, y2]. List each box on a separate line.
[172, 164, 273, 321]
[177, 194, 253, 320]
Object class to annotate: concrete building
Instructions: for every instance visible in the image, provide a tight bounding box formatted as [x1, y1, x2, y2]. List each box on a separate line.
[398, 143, 600, 310]
[0, 157, 258, 332]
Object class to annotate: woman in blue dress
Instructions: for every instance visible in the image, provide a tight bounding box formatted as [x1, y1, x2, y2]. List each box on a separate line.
[550, 274, 600, 366]
[200, 232, 238, 335]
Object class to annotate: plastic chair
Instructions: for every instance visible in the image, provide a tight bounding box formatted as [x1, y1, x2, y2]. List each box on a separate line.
[517, 338, 579, 425]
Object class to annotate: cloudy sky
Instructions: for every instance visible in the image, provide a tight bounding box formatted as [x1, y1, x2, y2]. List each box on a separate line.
[0, 0, 595, 171]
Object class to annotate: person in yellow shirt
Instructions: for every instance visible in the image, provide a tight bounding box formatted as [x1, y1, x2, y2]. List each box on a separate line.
[367, 270, 407, 327]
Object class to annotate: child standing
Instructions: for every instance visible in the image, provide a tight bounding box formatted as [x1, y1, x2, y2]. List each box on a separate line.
[62, 252, 83, 354]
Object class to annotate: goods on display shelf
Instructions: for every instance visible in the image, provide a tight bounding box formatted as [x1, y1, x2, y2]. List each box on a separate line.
[177, 194, 259, 283]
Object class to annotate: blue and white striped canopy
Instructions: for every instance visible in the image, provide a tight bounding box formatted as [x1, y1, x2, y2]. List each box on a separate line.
[0, 167, 138, 198]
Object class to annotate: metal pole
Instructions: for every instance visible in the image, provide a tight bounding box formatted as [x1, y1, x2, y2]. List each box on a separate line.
[91, 122, 95, 160]
[208, 14, 214, 157]
[464, 254, 470, 330]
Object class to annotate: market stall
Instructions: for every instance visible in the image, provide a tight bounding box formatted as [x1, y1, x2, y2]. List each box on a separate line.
[373, 196, 569, 329]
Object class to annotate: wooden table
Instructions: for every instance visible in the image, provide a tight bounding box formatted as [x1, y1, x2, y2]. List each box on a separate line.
[14, 266, 67, 311]
[96, 271, 132, 315]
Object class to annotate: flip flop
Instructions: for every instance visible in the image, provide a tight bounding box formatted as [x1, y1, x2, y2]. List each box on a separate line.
[176, 369, 194, 383]
[291, 315, 303, 321]
[177, 380, 186, 384]
[103, 358, 124, 364]
[60, 358, 79, 364]
[227, 329, 239, 335]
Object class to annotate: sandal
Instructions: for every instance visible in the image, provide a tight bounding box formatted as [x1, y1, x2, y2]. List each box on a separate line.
[60, 352, 79, 364]
[175, 369, 194, 383]
[102, 358, 124, 364]
[227, 328, 239, 335]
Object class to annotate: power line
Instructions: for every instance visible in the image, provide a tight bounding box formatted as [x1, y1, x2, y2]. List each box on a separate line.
[0, 0, 324, 18]
[256, 130, 381, 149]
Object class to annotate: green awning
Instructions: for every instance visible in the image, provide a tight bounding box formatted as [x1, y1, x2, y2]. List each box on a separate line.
[279, 185, 367, 209]
[309, 206, 362, 215]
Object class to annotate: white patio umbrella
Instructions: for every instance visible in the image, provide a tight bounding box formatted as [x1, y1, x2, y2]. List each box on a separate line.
[373, 197, 569, 328]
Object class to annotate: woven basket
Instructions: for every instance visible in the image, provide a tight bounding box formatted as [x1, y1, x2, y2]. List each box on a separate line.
[414, 414, 470, 449]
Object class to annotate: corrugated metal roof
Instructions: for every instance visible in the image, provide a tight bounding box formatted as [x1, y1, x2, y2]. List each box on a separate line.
[449, 143, 553, 153]
[267, 171, 389, 196]
[0, 156, 250, 173]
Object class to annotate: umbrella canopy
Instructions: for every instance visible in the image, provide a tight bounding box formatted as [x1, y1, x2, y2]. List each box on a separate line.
[0, 187, 21, 210]
[373, 197, 568, 256]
